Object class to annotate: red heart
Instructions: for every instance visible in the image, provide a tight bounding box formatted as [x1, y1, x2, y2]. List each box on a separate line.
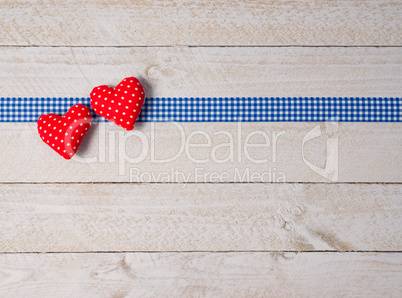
[90, 77, 145, 130]
[37, 104, 92, 160]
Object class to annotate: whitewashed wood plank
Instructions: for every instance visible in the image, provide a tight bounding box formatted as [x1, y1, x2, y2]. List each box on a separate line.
[0, 252, 400, 297]
[0, 183, 400, 252]
[1, 0, 401, 46]
[0, 122, 400, 183]
[1, 47, 400, 183]
[1, 47, 401, 97]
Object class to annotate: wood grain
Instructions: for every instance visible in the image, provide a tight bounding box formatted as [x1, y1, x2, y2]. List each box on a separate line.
[1, 0, 401, 46]
[0, 252, 400, 297]
[0, 122, 400, 183]
[0, 183, 400, 252]
[1, 0, 401, 294]
[1, 47, 401, 98]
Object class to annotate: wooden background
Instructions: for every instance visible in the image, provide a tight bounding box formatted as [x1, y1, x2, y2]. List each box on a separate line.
[0, 0, 401, 296]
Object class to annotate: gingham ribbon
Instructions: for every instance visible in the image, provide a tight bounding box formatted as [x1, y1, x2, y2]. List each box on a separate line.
[0, 97, 400, 122]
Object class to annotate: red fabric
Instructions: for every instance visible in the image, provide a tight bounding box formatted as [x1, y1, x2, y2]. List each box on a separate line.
[37, 104, 92, 160]
[90, 77, 145, 130]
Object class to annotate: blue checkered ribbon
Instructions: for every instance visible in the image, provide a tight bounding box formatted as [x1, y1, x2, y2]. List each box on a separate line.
[0, 97, 400, 122]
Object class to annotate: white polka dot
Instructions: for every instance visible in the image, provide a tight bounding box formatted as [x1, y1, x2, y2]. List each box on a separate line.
[61, 140, 64, 143]
[92, 93, 95, 96]
[127, 85, 130, 87]
[136, 104, 139, 106]
[59, 130, 62, 132]
[77, 140, 80, 143]
[118, 103, 121, 106]
[43, 121, 46, 123]
[129, 100, 132, 103]
[49, 133, 52, 136]
[135, 88, 138, 90]
[130, 80, 133, 82]
[70, 153, 73, 156]
[126, 106, 129, 109]
[72, 137, 74, 139]
[39, 127, 42, 130]
[55, 137, 58, 140]
[52, 144, 54, 147]
[123, 112, 126, 115]
[74, 147, 76, 149]
[57, 147, 60, 150]
[48, 124, 51, 127]
[78, 113, 81, 116]
[124, 91, 127, 93]
[134, 110, 136, 112]
[76, 130, 79, 133]
[70, 126, 73, 129]
[68, 117, 71, 119]
[84, 117, 87, 120]
[104, 98, 107, 101]
[47, 140, 49, 143]
[82, 108, 85, 110]
[80, 123, 83, 126]
[72, 111, 74, 113]
[115, 109, 118, 112]
[114, 94, 117, 97]
[108, 92, 111, 94]
[120, 119, 123, 121]
[107, 113, 109, 116]
[118, 89, 120, 91]
[95, 102, 98, 105]
[63, 150, 66, 153]
[127, 122, 130, 124]
[67, 143, 70, 146]
[74, 119, 77, 122]
[139, 97, 142, 100]
[121, 97, 124, 99]
[49, 116, 52, 118]
[130, 115, 133, 118]
[97, 87, 100, 90]
[42, 137, 45, 139]
[64, 123, 67, 126]
[53, 127, 56, 130]
[111, 100, 114, 103]
[100, 111, 103, 114]
[44, 130, 47, 133]
[65, 133, 68, 136]
[102, 105, 104, 107]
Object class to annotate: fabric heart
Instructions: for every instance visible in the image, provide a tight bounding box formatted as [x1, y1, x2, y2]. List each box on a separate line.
[90, 77, 145, 130]
[37, 104, 92, 160]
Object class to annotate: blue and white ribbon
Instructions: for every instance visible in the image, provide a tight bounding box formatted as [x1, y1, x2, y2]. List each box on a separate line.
[0, 97, 400, 122]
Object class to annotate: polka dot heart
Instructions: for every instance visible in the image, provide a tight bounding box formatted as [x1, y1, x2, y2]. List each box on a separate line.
[90, 77, 145, 130]
[37, 104, 92, 160]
